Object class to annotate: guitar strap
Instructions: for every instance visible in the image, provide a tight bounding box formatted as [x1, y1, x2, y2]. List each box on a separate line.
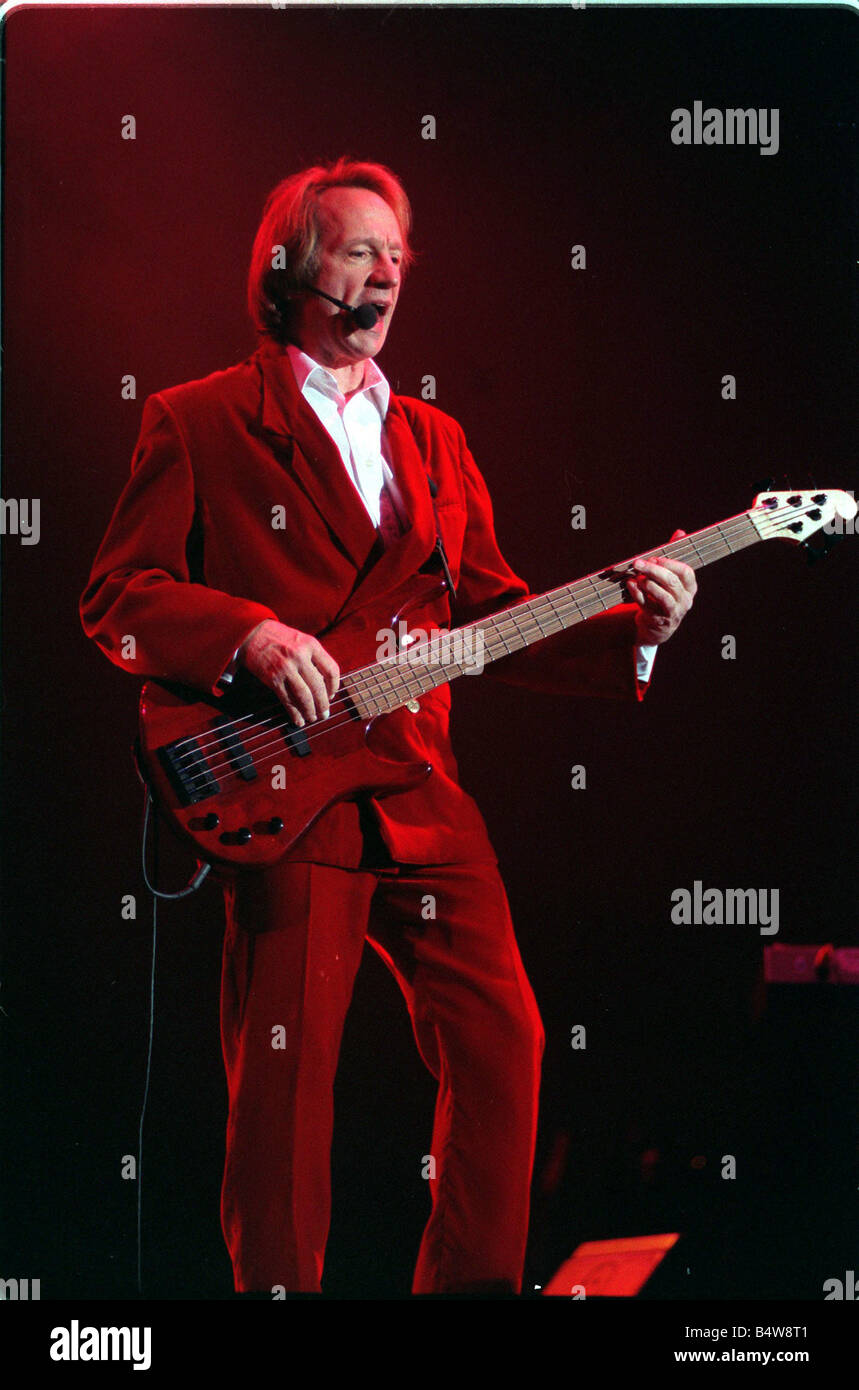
[424, 470, 458, 607]
[391, 396, 458, 607]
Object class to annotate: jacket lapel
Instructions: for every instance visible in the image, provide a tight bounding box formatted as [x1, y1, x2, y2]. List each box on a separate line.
[252, 340, 438, 612]
[254, 340, 377, 569]
[346, 394, 438, 611]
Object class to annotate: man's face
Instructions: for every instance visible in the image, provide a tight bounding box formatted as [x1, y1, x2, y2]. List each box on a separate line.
[293, 185, 403, 369]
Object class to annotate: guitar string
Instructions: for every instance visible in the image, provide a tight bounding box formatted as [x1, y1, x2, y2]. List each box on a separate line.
[172, 511, 767, 768]
[175, 530, 800, 800]
[170, 509, 750, 756]
[178, 501, 824, 791]
[167, 507, 780, 763]
[175, 522, 755, 785]
[171, 502, 825, 789]
[173, 505, 818, 790]
[179, 496, 817, 764]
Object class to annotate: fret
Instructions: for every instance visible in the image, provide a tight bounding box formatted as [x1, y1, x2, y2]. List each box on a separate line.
[485, 630, 513, 662]
[529, 607, 552, 638]
[533, 600, 562, 637]
[545, 590, 567, 626]
[347, 507, 783, 719]
[687, 530, 708, 561]
[343, 673, 375, 720]
[569, 587, 594, 621]
[142, 489, 855, 873]
[515, 609, 545, 642]
[585, 578, 613, 612]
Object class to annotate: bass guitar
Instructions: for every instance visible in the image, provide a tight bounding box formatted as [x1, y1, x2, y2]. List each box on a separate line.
[137, 488, 855, 869]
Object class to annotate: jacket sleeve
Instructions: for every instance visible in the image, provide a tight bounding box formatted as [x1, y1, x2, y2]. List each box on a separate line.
[452, 426, 648, 701]
[79, 393, 278, 695]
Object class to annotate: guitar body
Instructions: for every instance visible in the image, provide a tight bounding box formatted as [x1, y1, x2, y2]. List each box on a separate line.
[137, 574, 445, 869]
[138, 680, 431, 869]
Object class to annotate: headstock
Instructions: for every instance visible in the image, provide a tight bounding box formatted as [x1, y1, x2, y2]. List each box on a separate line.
[750, 489, 857, 546]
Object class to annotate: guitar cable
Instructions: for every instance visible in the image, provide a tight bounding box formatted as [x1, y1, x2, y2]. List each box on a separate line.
[136, 783, 212, 1295]
[140, 786, 212, 900]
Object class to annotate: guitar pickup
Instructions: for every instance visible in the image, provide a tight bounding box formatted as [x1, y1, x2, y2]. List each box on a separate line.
[158, 738, 220, 806]
[214, 716, 258, 782]
[283, 722, 311, 757]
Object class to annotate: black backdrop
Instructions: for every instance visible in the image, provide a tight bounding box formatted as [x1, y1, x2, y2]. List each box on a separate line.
[2, 3, 856, 1301]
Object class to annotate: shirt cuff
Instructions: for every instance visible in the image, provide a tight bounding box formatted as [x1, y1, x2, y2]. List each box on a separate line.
[217, 649, 241, 688]
[635, 644, 657, 684]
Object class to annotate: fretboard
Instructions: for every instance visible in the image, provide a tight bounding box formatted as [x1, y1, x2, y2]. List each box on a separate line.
[345, 509, 761, 719]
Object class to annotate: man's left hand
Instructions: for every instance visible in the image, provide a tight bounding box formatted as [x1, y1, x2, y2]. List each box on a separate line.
[628, 529, 697, 646]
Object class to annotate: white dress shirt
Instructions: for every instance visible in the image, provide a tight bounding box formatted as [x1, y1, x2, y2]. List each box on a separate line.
[286, 344, 406, 528]
[221, 345, 656, 684]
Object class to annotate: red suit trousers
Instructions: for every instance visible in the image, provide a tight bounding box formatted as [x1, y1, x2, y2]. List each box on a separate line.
[218, 850, 545, 1294]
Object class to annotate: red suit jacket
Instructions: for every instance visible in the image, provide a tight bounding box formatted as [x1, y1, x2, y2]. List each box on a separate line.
[80, 338, 646, 866]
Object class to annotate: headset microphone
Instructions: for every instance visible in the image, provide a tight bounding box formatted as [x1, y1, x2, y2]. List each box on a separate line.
[304, 286, 381, 331]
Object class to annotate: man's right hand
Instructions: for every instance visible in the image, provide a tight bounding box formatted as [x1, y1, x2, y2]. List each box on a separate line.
[238, 620, 340, 726]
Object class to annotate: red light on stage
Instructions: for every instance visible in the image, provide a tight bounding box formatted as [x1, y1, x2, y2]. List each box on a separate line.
[543, 1233, 681, 1297]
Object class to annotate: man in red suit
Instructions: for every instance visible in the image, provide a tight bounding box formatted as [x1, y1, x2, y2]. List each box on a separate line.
[81, 158, 696, 1295]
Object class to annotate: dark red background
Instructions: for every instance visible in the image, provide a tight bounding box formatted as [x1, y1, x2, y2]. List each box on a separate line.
[2, 4, 856, 1298]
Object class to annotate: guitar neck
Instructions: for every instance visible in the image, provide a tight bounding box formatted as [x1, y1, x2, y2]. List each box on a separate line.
[345, 508, 762, 719]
